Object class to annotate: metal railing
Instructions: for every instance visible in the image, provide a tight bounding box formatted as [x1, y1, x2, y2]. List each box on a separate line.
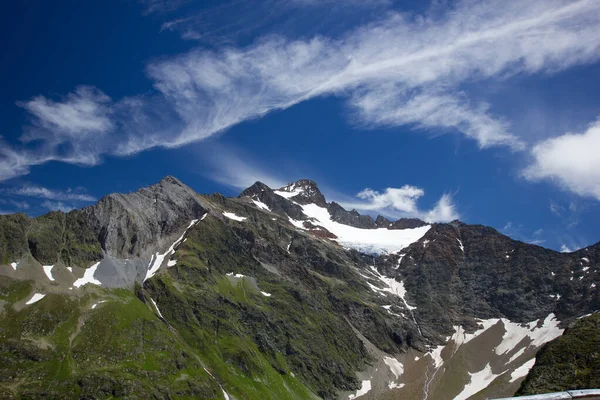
[493, 389, 600, 400]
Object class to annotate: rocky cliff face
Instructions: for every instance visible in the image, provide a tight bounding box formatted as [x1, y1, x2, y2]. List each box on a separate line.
[83, 175, 209, 259]
[0, 177, 598, 400]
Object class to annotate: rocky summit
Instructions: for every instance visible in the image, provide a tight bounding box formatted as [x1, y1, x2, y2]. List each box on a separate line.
[0, 177, 598, 399]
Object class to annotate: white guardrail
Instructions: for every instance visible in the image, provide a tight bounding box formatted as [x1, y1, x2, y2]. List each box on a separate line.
[494, 389, 600, 400]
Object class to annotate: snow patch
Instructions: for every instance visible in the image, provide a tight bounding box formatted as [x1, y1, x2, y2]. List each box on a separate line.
[10, 262, 18, 270]
[428, 345, 445, 369]
[508, 347, 526, 364]
[583, 266, 590, 272]
[66, 266, 73, 273]
[450, 319, 500, 350]
[366, 266, 417, 310]
[582, 257, 590, 262]
[73, 262, 102, 288]
[592, 283, 597, 288]
[42, 265, 55, 281]
[25, 293, 46, 305]
[396, 254, 406, 269]
[91, 300, 106, 309]
[260, 291, 272, 297]
[348, 380, 371, 399]
[550, 294, 561, 300]
[167, 259, 177, 267]
[509, 358, 536, 383]
[252, 199, 271, 211]
[274, 185, 305, 199]
[388, 382, 405, 389]
[222, 212, 246, 221]
[145, 219, 198, 282]
[383, 356, 404, 379]
[495, 314, 563, 355]
[455, 364, 504, 400]
[226, 272, 246, 278]
[457, 238, 464, 253]
[150, 297, 165, 319]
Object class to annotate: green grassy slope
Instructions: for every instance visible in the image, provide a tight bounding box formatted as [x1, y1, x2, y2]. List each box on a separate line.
[517, 313, 600, 395]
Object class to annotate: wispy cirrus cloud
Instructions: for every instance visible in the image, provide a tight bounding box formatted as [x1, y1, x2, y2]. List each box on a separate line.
[18, 86, 113, 141]
[197, 144, 289, 190]
[41, 200, 75, 213]
[2, 0, 600, 186]
[0, 199, 29, 211]
[139, 0, 190, 15]
[4, 185, 96, 202]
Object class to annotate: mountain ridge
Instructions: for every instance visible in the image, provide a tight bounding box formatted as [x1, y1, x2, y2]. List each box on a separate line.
[0, 175, 598, 399]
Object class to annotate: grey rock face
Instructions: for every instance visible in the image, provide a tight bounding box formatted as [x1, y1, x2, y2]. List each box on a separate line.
[82, 176, 208, 259]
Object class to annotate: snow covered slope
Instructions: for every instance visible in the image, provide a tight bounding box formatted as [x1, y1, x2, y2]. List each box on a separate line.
[292, 203, 430, 254]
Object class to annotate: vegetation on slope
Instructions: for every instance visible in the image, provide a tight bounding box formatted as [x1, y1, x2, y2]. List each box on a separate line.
[517, 313, 600, 395]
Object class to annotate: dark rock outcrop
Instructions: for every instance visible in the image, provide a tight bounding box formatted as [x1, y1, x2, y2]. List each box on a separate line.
[239, 181, 306, 220]
[327, 202, 376, 229]
[278, 179, 328, 207]
[389, 218, 428, 229]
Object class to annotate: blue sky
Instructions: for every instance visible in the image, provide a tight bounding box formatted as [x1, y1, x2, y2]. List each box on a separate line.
[1, 0, 600, 252]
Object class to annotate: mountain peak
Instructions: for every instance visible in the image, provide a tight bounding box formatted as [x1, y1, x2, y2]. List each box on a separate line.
[156, 175, 185, 187]
[239, 181, 272, 198]
[276, 179, 327, 206]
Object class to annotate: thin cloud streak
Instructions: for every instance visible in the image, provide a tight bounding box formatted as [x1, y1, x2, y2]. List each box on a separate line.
[41, 200, 75, 213]
[4, 185, 96, 202]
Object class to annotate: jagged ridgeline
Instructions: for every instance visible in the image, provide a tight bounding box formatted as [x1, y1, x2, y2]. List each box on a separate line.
[0, 176, 598, 399]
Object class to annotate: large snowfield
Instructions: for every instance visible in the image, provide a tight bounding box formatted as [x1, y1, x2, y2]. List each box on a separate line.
[290, 203, 430, 254]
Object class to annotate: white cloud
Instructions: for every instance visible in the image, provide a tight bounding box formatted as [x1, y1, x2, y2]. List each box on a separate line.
[2, 0, 600, 182]
[350, 87, 522, 149]
[355, 186, 424, 213]
[5, 185, 96, 202]
[523, 120, 600, 199]
[424, 194, 460, 223]
[560, 244, 573, 253]
[341, 186, 459, 223]
[18, 86, 113, 141]
[0, 142, 48, 182]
